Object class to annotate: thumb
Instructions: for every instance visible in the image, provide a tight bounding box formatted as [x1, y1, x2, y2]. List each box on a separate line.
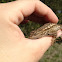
[27, 37, 52, 59]
[35, 37, 52, 53]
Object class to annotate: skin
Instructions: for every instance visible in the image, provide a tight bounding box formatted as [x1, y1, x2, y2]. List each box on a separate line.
[0, 0, 58, 62]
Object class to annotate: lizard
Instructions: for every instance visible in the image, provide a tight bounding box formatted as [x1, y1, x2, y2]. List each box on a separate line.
[29, 23, 62, 45]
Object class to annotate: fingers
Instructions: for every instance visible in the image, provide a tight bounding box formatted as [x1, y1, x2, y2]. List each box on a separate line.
[20, 1, 58, 23]
[6, 1, 36, 25]
[34, 1, 58, 23]
[6, 1, 58, 25]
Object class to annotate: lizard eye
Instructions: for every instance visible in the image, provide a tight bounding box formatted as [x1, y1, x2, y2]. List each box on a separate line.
[48, 34, 50, 35]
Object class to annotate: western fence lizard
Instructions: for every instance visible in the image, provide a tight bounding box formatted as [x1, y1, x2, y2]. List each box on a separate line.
[29, 23, 62, 45]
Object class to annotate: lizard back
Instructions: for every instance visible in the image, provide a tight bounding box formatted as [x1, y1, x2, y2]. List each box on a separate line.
[29, 23, 61, 39]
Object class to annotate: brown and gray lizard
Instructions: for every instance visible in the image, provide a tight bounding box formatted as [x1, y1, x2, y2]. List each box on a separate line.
[29, 23, 62, 45]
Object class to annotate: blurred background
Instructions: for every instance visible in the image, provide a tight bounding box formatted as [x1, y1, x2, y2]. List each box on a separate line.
[0, 0, 62, 62]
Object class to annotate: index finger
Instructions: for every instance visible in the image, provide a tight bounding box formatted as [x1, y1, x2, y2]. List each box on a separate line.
[11, 1, 58, 25]
[20, 1, 58, 23]
[34, 1, 58, 23]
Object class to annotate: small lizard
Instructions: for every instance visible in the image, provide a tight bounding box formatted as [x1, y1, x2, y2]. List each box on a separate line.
[29, 23, 62, 45]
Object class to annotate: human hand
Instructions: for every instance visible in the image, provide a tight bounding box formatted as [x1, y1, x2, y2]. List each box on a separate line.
[0, 0, 58, 62]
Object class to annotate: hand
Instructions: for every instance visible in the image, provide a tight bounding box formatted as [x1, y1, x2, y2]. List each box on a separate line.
[0, 0, 58, 62]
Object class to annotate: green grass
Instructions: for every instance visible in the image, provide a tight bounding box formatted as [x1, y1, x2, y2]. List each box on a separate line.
[39, 43, 62, 62]
[0, 0, 15, 3]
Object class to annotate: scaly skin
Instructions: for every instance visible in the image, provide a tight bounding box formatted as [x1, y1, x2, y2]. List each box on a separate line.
[29, 23, 62, 44]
